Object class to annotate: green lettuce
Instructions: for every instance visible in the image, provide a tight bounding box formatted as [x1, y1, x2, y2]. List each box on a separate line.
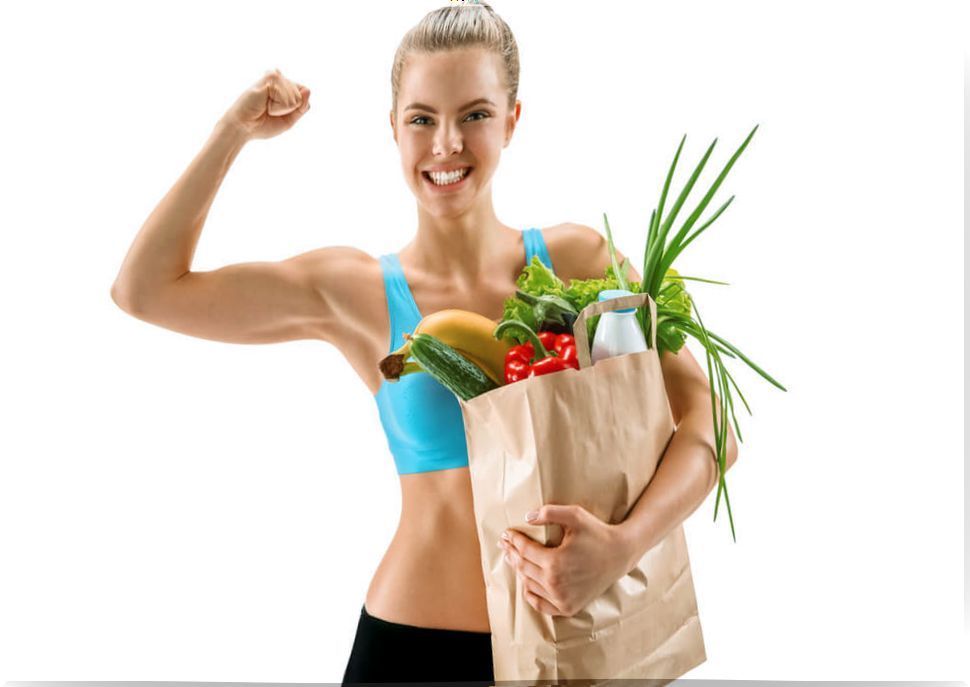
[499, 257, 568, 344]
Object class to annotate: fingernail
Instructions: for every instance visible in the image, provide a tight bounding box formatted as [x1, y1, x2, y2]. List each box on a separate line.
[501, 531, 511, 542]
[526, 510, 538, 522]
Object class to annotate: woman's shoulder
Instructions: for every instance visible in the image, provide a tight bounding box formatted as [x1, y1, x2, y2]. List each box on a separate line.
[299, 245, 385, 329]
[302, 245, 381, 293]
[543, 222, 636, 283]
[543, 222, 602, 251]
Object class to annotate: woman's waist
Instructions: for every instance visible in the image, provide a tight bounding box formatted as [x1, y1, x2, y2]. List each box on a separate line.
[398, 468, 482, 532]
[365, 521, 490, 632]
[387, 512, 485, 567]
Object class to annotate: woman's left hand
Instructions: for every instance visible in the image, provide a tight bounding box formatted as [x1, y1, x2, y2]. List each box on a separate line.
[499, 504, 634, 617]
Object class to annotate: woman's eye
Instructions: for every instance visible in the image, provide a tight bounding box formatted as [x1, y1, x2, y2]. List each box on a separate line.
[409, 112, 490, 126]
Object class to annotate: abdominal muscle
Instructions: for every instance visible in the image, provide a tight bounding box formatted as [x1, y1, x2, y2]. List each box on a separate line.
[364, 467, 492, 632]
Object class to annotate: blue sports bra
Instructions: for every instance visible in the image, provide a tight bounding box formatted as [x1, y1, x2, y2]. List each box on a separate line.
[374, 227, 555, 475]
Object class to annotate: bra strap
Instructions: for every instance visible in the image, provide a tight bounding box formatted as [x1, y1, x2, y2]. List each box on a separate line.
[378, 254, 421, 353]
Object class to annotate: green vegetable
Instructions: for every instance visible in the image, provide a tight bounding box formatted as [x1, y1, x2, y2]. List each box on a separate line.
[599, 125, 787, 544]
[513, 289, 578, 332]
[500, 257, 567, 343]
[405, 332, 497, 401]
[516, 255, 567, 296]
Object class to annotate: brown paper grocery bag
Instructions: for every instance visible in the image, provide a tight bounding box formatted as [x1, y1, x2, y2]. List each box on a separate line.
[458, 292, 706, 686]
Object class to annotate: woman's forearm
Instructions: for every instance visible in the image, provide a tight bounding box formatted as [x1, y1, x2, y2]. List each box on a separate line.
[111, 119, 249, 311]
[618, 406, 738, 568]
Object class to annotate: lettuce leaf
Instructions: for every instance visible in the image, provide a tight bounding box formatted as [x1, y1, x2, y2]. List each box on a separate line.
[517, 256, 567, 297]
[655, 267, 691, 353]
[560, 265, 633, 344]
[499, 257, 567, 344]
[563, 264, 632, 312]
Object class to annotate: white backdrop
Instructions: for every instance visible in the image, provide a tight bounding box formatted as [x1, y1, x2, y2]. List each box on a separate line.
[0, 0, 965, 682]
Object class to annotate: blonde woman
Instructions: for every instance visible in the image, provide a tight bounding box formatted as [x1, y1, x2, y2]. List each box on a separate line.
[111, 3, 736, 684]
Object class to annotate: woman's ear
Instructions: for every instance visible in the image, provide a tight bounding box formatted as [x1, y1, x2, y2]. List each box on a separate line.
[389, 110, 398, 144]
[504, 100, 521, 147]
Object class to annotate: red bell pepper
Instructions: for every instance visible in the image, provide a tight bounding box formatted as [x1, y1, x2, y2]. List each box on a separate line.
[529, 355, 569, 376]
[504, 357, 530, 384]
[552, 333, 574, 354]
[560, 344, 579, 369]
[505, 341, 534, 366]
[537, 330, 558, 353]
[552, 333, 579, 370]
[493, 320, 579, 383]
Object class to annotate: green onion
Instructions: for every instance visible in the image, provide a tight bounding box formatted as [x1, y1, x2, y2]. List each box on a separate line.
[602, 125, 786, 542]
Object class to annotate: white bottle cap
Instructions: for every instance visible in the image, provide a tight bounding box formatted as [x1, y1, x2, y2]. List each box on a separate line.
[597, 289, 636, 313]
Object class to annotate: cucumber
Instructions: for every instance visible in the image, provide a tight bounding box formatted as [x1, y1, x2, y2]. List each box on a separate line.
[407, 332, 498, 401]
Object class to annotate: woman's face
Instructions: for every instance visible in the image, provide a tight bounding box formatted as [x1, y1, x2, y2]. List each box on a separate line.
[391, 47, 520, 214]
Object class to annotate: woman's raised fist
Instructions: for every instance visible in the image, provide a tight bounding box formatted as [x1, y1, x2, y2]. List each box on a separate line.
[220, 68, 311, 142]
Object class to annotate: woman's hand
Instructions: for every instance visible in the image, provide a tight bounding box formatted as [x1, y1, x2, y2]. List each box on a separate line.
[219, 68, 311, 142]
[499, 504, 634, 618]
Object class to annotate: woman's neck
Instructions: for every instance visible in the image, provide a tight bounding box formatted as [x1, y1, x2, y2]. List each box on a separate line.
[403, 202, 519, 288]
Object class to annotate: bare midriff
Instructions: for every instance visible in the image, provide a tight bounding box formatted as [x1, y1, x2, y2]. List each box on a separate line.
[364, 466, 492, 632]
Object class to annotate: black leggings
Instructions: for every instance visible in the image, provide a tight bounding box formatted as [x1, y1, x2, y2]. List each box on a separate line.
[341, 603, 494, 686]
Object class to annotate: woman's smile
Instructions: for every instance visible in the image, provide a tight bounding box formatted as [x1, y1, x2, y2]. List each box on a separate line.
[422, 166, 474, 192]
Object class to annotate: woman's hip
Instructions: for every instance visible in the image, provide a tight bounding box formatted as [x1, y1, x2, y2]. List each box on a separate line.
[342, 603, 494, 686]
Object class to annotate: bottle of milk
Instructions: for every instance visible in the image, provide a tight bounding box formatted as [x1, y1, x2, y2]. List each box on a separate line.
[590, 289, 648, 364]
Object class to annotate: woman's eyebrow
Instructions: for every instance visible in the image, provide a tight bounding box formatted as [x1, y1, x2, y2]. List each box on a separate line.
[404, 97, 496, 113]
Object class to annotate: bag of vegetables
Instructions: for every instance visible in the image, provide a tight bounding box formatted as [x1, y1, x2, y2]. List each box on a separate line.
[458, 290, 707, 685]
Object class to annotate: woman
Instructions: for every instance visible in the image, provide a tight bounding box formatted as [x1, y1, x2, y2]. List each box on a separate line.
[111, 3, 736, 684]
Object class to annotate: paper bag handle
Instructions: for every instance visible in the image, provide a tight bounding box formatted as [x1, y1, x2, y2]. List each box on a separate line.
[572, 292, 658, 369]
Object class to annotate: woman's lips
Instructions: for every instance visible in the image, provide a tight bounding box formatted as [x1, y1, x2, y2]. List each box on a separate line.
[422, 167, 473, 192]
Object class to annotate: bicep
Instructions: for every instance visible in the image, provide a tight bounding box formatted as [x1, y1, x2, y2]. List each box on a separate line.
[127, 247, 348, 345]
[659, 344, 712, 426]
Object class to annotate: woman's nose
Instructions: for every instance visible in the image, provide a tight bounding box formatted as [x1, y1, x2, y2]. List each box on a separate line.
[432, 125, 463, 156]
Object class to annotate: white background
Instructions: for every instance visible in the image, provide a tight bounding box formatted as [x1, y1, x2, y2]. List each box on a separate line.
[0, 0, 966, 682]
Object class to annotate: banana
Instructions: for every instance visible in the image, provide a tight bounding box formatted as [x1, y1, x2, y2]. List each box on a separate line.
[381, 309, 513, 384]
[386, 360, 423, 382]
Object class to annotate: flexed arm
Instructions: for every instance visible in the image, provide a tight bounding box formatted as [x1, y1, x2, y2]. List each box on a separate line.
[109, 70, 353, 346]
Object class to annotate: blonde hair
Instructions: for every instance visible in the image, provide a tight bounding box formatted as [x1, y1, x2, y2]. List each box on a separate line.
[390, 2, 520, 116]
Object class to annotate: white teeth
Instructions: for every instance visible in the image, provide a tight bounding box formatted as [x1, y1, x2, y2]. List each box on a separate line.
[427, 168, 469, 185]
